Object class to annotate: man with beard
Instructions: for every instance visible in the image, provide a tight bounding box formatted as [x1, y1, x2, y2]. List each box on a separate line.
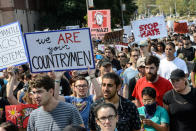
[132, 55, 173, 107]
[89, 72, 141, 131]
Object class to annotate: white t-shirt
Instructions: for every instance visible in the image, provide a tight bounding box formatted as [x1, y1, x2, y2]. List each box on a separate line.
[152, 51, 166, 60]
[158, 57, 188, 80]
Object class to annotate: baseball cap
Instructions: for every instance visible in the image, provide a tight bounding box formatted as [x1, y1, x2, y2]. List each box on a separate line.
[170, 69, 185, 80]
[139, 40, 148, 47]
[98, 58, 112, 67]
[137, 57, 145, 68]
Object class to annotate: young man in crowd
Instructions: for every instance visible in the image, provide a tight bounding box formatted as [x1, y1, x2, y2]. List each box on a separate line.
[57, 76, 102, 130]
[123, 48, 140, 87]
[89, 72, 141, 131]
[132, 55, 173, 107]
[158, 42, 188, 80]
[27, 74, 83, 131]
[124, 57, 146, 100]
[104, 46, 121, 71]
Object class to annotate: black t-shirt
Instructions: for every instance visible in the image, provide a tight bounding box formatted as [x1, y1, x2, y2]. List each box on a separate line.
[163, 88, 196, 131]
[177, 47, 195, 61]
[0, 97, 10, 124]
[0, 81, 24, 99]
[128, 77, 136, 101]
[60, 77, 71, 96]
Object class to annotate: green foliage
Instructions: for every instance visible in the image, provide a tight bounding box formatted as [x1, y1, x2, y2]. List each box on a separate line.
[38, 0, 87, 30]
[38, 0, 137, 30]
[93, 0, 137, 28]
[135, 0, 196, 16]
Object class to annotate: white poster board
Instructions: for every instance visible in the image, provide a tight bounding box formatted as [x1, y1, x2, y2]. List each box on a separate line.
[123, 25, 132, 37]
[167, 20, 174, 29]
[24, 28, 95, 73]
[0, 22, 28, 70]
[98, 44, 105, 52]
[132, 16, 168, 42]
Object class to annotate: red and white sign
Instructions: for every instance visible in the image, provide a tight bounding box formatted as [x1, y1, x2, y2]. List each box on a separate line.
[5, 104, 38, 128]
[88, 10, 111, 39]
[132, 16, 168, 42]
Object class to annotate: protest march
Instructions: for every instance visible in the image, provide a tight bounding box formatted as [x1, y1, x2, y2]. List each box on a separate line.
[0, 1, 196, 131]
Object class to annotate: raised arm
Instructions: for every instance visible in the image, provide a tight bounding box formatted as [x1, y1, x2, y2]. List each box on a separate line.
[88, 68, 102, 102]
[53, 71, 65, 102]
[6, 68, 19, 105]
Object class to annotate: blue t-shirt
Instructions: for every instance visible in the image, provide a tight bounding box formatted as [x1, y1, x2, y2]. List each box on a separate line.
[123, 67, 138, 85]
[138, 106, 169, 131]
[65, 95, 93, 130]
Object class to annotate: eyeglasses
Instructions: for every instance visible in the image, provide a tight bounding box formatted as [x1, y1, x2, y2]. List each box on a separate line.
[98, 115, 116, 123]
[75, 84, 88, 89]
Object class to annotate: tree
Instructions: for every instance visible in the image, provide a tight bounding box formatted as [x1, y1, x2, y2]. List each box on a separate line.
[38, 0, 87, 30]
[93, 0, 137, 28]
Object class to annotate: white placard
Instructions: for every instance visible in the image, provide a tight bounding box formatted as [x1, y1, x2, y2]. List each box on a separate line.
[24, 28, 95, 73]
[115, 45, 126, 52]
[167, 20, 174, 29]
[132, 16, 168, 42]
[98, 44, 105, 52]
[0, 22, 28, 70]
[123, 25, 132, 37]
[66, 25, 80, 30]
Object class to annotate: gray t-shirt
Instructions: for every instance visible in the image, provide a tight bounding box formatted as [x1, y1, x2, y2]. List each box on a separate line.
[27, 101, 83, 131]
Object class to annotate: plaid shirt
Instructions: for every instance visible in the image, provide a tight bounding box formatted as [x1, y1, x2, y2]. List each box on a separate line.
[88, 96, 141, 131]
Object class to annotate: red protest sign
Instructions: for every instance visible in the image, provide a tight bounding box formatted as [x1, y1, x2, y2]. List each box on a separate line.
[174, 22, 188, 34]
[5, 104, 38, 128]
[88, 10, 111, 39]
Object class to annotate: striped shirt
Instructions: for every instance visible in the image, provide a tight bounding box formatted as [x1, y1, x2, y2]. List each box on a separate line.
[27, 101, 83, 131]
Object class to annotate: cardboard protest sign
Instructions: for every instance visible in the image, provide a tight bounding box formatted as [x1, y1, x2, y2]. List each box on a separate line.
[88, 10, 111, 39]
[174, 22, 188, 34]
[5, 104, 38, 128]
[24, 28, 95, 73]
[104, 30, 124, 43]
[0, 22, 28, 70]
[132, 16, 167, 41]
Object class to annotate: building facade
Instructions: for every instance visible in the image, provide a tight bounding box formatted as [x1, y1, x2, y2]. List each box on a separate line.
[0, 0, 41, 32]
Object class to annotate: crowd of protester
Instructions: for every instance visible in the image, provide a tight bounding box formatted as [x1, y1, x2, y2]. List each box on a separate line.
[0, 23, 196, 131]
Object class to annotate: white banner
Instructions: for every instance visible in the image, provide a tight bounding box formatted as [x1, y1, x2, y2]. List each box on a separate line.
[132, 16, 168, 42]
[24, 28, 95, 73]
[0, 22, 27, 70]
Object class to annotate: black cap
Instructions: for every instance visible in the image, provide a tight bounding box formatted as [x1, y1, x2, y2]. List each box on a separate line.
[170, 69, 185, 80]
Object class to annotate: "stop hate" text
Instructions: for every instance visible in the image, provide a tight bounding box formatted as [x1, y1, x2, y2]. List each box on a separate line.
[139, 22, 160, 38]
